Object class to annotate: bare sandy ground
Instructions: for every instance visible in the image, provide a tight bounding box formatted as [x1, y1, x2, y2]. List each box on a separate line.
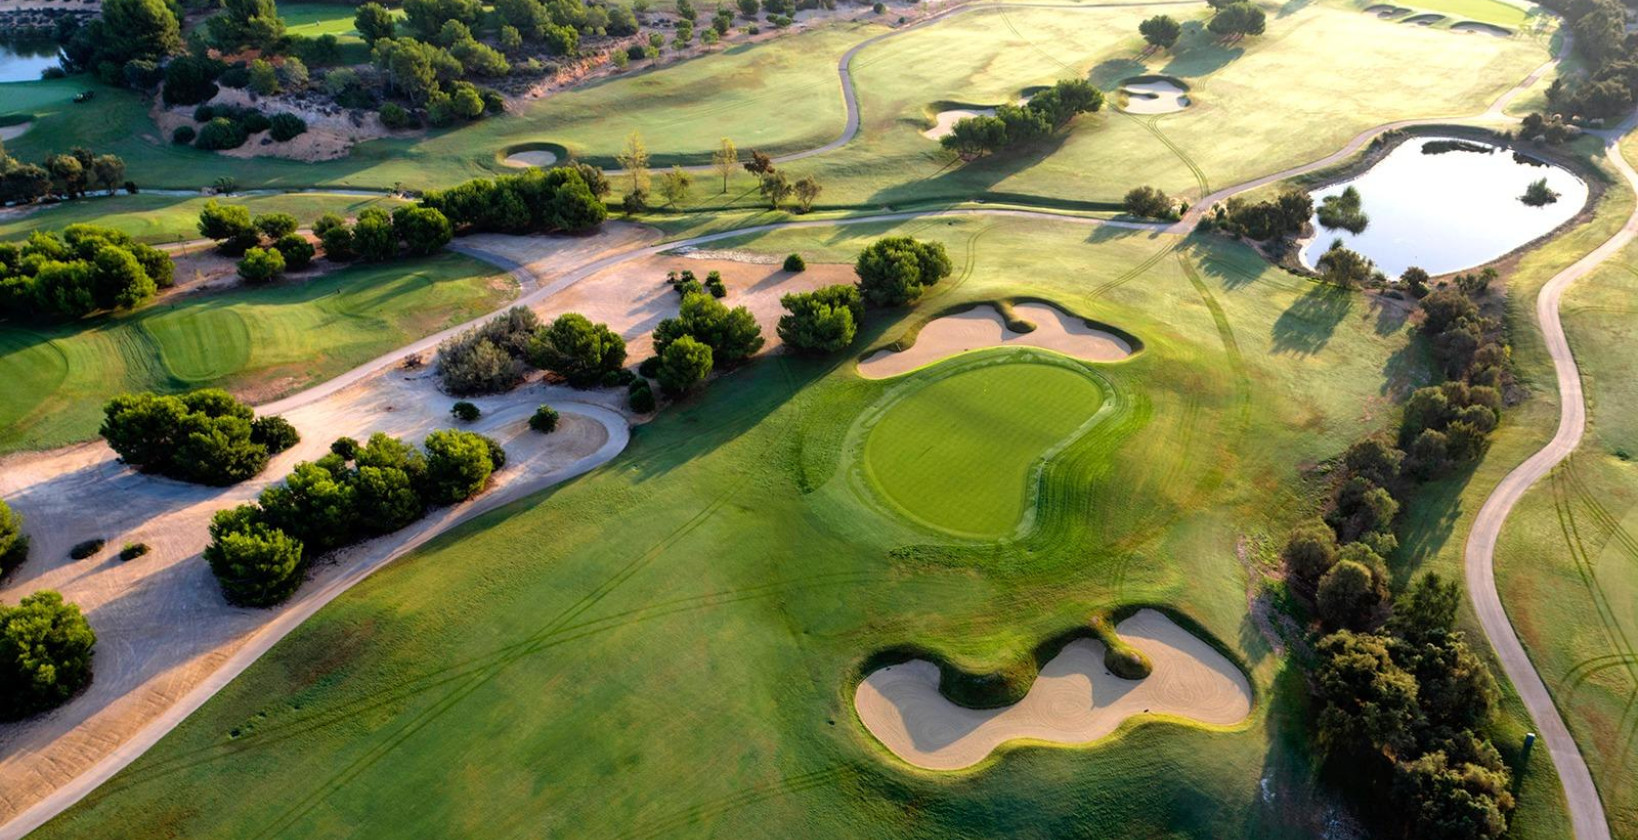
[858, 301, 1132, 379]
[502, 150, 559, 168]
[1119, 79, 1190, 115]
[0, 123, 31, 143]
[922, 108, 995, 141]
[854, 609, 1252, 770]
[150, 88, 396, 163]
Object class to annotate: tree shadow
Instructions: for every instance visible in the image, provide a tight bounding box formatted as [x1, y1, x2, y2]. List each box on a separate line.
[1270, 283, 1353, 356]
[1368, 293, 1413, 337]
[1161, 23, 1247, 79]
[863, 129, 1077, 210]
[1194, 246, 1263, 291]
[1389, 466, 1478, 587]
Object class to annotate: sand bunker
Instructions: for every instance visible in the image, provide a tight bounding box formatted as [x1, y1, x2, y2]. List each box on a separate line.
[1451, 20, 1511, 35]
[855, 609, 1252, 770]
[503, 149, 560, 168]
[1364, 3, 1411, 16]
[0, 121, 32, 142]
[858, 302, 1131, 379]
[1118, 78, 1191, 115]
[922, 108, 995, 141]
[1403, 12, 1445, 24]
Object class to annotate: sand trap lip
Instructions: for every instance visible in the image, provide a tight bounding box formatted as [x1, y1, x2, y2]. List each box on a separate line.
[858, 301, 1132, 379]
[1364, 3, 1411, 16]
[855, 609, 1252, 770]
[1451, 20, 1512, 35]
[922, 108, 995, 141]
[502, 149, 559, 168]
[1118, 77, 1191, 115]
[1402, 12, 1445, 24]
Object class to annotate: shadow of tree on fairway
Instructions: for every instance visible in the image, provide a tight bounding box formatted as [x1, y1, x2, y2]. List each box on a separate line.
[1368, 294, 1413, 336]
[863, 129, 1077, 210]
[1161, 23, 1247, 79]
[1194, 245, 1264, 291]
[1388, 465, 1479, 588]
[1270, 283, 1354, 356]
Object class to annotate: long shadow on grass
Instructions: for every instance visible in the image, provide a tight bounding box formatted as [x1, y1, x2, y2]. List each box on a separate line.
[1270, 283, 1354, 356]
[1389, 465, 1480, 588]
[862, 131, 1076, 210]
[1161, 23, 1247, 79]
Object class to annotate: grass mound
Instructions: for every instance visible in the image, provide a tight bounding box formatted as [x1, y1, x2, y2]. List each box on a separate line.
[860, 357, 1106, 538]
[1090, 613, 1153, 679]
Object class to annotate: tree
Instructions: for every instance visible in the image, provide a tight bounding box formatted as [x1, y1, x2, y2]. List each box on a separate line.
[777, 285, 862, 354]
[1317, 558, 1387, 630]
[654, 292, 764, 362]
[1317, 241, 1376, 288]
[207, 0, 286, 51]
[854, 235, 953, 307]
[0, 591, 97, 720]
[616, 131, 651, 197]
[422, 429, 500, 504]
[237, 247, 286, 283]
[759, 171, 793, 209]
[353, 207, 399, 261]
[793, 175, 822, 213]
[451, 400, 481, 421]
[657, 334, 713, 395]
[1208, 2, 1266, 38]
[659, 166, 694, 207]
[529, 313, 627, 387]
[100, 390, 281, 485]
[273, 234, 315, 270]
[0, 498, 28, 577]
[248, 58, 280, 95]
[99, 0, 183, 65]
[1343, 435, 1404, 488]
[254, 212, 299, 240]
[1389, 572, 1461, 642]
[1313, 631, 1419, 756]
[743, 149, 774, 176]
[204, 515, 307, 606]
[162, 55, 220, 106]
[198, 200, 259, 254]
[1123, 185, 1174, 219]
[355, 2, 396, 42]
[1139, 14, 1181, 49]
[1281, 519, 1338, 588]
[940, 115, 1009, 158]
[393, 206, 454, 255]
[712, 137, 738, 192]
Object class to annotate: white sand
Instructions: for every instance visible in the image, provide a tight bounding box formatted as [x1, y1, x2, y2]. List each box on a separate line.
[503, 149, 560, 168]
[858, 302, 1131, 379]
[854, 609, 1252, 770]
[1119, 80, 1191, 115]
[0, 122, 32, 142]
[922, 108, 995, 141]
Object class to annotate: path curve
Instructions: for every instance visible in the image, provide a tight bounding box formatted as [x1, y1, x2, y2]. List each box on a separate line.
[1461, 113, 1638, 840]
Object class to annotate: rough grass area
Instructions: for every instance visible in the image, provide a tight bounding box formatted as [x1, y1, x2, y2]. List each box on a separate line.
[0, 193, 407, 243]
[0, 253, 513, 453]
[30, 216, 1569, 838]
[861, 356, 1107, 538]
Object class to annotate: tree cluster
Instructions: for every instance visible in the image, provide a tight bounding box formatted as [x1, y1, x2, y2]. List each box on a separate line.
[185, 104, 308, 152]
[1315, 240, 1381, 288]
[1, 145, 126, 205]
[419, 166, 607, 236]
[777, 284, 863, 354]
[1540, 0, 1638, 121]
[939, 78, 1105, 159]
[1, 591, 97, 721]
[1206, 190, 1311, 241]
[1397, 280, 1508, 477]
[1316, 186, 1368, 234]
[1138, 14, 1181, 50]
[1123, 185, 1177, 220]
[0, 224, 173, 321]
[1206, 0, 1266, 38]
[59, 0, 182, 88]
[853, 235, 953, 307]
[100, 389, 300, 486]
[650, 292, 765, 393]
[205, 429, 504, 605]
[436, 306, 543, 395]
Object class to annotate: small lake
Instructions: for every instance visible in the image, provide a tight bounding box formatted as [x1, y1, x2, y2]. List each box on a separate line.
[1300, 136, 1588, 278]
[0, 39, 62, 84]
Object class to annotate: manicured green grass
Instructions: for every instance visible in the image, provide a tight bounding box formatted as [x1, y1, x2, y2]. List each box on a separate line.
[1393, 0, 1532, 27]
[280, 2, 405, 64]
[0, 253, 513, 453]
[0, 193, 407, 244]
[861, 356, 1108, 537]
[33, 216, 1565, 838]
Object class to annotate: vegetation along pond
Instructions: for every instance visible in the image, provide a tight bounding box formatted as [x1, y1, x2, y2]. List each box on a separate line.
[0, 39, 61, 84]
[1300, 136, 1588, 277]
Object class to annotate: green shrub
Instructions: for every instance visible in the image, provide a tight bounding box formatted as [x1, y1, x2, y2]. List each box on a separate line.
[656, 335, 713, 395]
[529, 405, 560, 433]
[0, 499, 28, 577]
[254, 212, 299, 240]
[379, 102, 416, 130]
[69, 539, 105, 560]
[423, 429, 501, 504]
[237, 246, 286, 283]
[119, 542, 151, 561]
[330, 436, 360, 459]
[195, 117, 248, 151]
[250, 415, 301, 454]
[528, 313, 627, 388]
[100, 389, 286, 485]
[777, 284, 862, 354]
[273, 234, 315, 270]
[268, 112, 307, 142]
[782, 252, 805, 272]
[628, 382, 656, 413]
[451, 401, 481, 422]
[204, 516, 306, 607]
[0, 591, 97, 720]
[854, 235, 953, 307]
[435, 307, 539, 396]
[171, 125, 196, 145]
[638, 356, 661, 378]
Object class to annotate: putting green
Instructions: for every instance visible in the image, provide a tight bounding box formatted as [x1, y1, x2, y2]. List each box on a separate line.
[143, 308, 253, 383]
[862, 357, 1105, 538]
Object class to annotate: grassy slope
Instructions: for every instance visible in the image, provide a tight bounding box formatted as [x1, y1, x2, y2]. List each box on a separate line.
[0, 193, 407, 244]
[0, 253, 513, 453]
[38, 216, 1500, 839]
[1485, 135, 1638, 839]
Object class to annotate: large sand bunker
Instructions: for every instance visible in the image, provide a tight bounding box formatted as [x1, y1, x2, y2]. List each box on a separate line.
[922, 108, 995, 141]
[1403, 12, 1445, 24]
[1451, 20, 1512, 35]
[855, 609, 1252, 770]
[858, 301, 1132, 379]
[502, 149, 560, 167]
[0, 122, 32, 142]
[1118, 78, 1191, 115]
[1364, 3, 1411, 16]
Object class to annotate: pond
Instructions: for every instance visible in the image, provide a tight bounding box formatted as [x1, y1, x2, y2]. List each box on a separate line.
[0, 39, 62, 84]
[1300, 136, 1588, 278]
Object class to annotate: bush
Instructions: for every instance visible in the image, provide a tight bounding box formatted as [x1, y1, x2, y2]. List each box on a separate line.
[119, 542, 151, 561]
[0, 499, 27, 577]
[195, 117, 249, 151]
[656, 335, 713, 395]
[435, 307, 540, 395]
[1123, 185, 1175, 219]
[392, 206, 453, 256]
[250, 415, 301, 454]
[629, 382, 656, 413]
[171, 125, 196, 145]
[320, 224, 355, 261]
[529, 405, 560, 433]
[652, 293, 764, 364]
[777, 284, 862, 354]
[273, 234, 315, 270]
[69, 539, 105, 560]
[422, 429, 501, 504]
[782, 252, 805, 272]
[268, 113, 308, 142]
[379, 102, 416, 130]
[854, 235, 952, 307]
[330, 436, 360, 459]
[529, 313, 628, 388]
[198, 199, 259, 253]
[638, 356, 661, 379]
[100, 389, 287, 485]
[204, 517, 306, 607]
[451, 400, 481, 422]
[237, 247, 286, 283]
[0, 591, 97, 721]
[255, 212, 300, 240]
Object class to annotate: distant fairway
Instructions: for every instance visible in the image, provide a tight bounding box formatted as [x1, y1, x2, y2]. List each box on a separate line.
[863, 358, 1105, 538]
[0, 253, 512, 453]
